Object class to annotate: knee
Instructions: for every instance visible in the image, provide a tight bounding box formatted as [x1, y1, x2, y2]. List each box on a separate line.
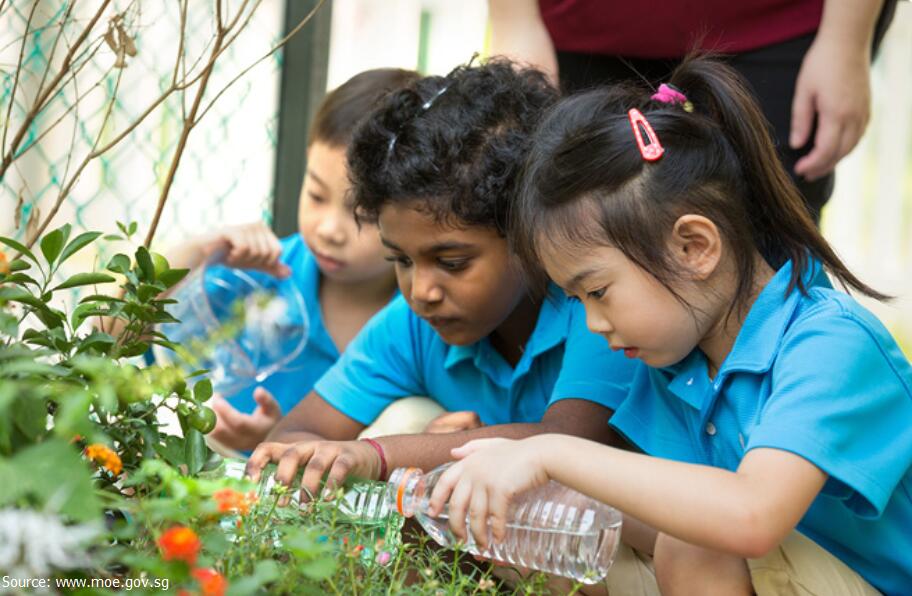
[654, 533, 752, 596]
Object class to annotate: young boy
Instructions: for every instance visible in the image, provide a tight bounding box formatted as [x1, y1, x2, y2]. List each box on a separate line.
[246, 60, 639, 497]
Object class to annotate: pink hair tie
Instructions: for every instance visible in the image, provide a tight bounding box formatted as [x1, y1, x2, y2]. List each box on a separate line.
[651, 83, 694, 112]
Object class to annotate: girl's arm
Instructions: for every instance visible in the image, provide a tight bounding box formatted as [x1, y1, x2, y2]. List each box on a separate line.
[429, 434, 826, 559]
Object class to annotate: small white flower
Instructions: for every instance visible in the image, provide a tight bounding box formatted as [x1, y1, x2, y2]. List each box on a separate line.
[0, 509, 99, 579]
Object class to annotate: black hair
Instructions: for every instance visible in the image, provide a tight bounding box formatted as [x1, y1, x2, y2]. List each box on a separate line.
[347, 58, 558, 235]
[513, 56, 886, 314]
[309, 68, 420, 148]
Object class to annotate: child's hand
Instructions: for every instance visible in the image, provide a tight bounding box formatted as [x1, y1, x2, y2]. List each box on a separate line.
[204, 222, 291, 278]
[208, 388, 282, 452]
[245, 437, 381, 501]
[426, 437, 551, 550]
[423, 410, 484, 434]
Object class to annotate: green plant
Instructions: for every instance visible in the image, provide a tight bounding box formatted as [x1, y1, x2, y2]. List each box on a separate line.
[0, 224, 215, 499]
[0, 226, 582, 594]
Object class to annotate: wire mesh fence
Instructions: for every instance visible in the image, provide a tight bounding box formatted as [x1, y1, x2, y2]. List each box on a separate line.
[1, 0, 284, 283]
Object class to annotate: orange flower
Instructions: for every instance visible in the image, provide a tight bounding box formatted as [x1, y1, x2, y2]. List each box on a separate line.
[192, 568, 228, 596]
[0, 251, 8, 275]
[213, 488, 256, 515]
[157, 526, 201, 566]
[83, 443, 123, 475]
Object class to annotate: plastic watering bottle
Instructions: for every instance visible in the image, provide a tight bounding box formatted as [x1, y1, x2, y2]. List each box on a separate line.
[387, 463, 623, 584]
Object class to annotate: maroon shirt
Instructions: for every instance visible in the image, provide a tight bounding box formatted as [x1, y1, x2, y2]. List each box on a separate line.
[539, 0, 824, 59]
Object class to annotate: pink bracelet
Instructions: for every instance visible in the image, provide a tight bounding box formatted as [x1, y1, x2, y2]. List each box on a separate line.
[360, 438, 388, 481]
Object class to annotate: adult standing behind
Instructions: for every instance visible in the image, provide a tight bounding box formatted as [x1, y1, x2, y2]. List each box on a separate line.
[488, 0, 897, 221]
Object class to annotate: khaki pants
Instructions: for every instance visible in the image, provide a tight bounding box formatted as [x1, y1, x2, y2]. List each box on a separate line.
[600, 532, 880, 596]
[207, 397, 446, 459]
[357, 397, 446, 439]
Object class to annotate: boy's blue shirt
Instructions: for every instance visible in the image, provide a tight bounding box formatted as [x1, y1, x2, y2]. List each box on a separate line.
[226, 235, 345, 415]
[610, 260, 912, 595]
[314, 289, 637, 426]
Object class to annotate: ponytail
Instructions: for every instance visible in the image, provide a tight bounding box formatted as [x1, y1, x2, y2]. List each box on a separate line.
[668, 57, 887, 300]
[513, 55, 887, 314]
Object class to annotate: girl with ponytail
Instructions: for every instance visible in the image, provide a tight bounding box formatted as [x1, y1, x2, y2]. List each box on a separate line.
[427, 57, 912, 595]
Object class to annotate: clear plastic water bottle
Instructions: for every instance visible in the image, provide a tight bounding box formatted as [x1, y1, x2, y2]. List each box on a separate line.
[219, 458, 403, 565]
[387, 464, 623, 584]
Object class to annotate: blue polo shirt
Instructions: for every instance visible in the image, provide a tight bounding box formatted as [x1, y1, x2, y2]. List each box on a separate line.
[314, 289, 637, 426]
[610, 260, 912, 595]
[226, 235, 341, 415]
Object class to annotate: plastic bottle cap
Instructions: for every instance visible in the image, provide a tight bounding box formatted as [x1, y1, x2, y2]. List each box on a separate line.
[395, 468, 421, 516]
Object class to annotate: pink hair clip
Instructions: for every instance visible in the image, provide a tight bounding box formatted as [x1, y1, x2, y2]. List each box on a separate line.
[628, 108, 664, 162]
[651, 83, 694, 112]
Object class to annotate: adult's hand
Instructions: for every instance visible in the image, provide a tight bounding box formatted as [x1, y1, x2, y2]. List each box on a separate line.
[790, 37, 871, 181]
[790, 0, 883, 181]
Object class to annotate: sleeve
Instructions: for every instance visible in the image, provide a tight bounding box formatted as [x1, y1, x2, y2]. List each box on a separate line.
[548, 299, 638, 410]
[746, 309, 912, 519]
[312, 297, 427, 425]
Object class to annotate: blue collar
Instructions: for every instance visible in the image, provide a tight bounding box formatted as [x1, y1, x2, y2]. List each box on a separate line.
[719, 259, 828, 376]
[664, 259, 828, 412]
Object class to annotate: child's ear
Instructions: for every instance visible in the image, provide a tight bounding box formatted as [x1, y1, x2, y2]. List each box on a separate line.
[668, 214, 722, 280]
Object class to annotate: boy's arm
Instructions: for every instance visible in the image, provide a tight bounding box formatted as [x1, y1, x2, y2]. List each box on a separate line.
[266, 389, 366, 443]
[246, 398, 618, 501]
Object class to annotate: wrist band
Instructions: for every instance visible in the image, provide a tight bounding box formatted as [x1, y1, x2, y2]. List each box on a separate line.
[360, 438, 388, 481]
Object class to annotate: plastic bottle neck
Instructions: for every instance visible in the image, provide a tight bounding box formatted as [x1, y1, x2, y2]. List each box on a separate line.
[387, 467, 423, 517]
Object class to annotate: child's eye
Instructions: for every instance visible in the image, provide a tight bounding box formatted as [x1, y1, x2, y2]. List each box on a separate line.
[384, 255, 412, 267]
[586, 287, 607, 300]
[438, 258, 469, 272]
[308, 192, 326, 204]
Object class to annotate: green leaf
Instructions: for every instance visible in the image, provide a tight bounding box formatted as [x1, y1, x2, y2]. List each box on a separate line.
[102, 234, 123, 241]
[106, 253, 131, 274]
[157, 267, 189, 289]
[183, 428, 208, 475]
[136, 283, 160, 303]
[13, 393, 48, 440]
[193, 378, 213, 402]
[40, 224, 70, 266]
[53, 272, 116, 291]
[0, 439, 102, 522]
[0, 236, 37, 262]
[227, 560, 281, 596]
[128, 221, 138, 235]
[0, 272, 40, 286]
[79, 293, 125, 304]
[2, 287, 45, 309]
[117, 342, 150, 358]
[299, 556, 337, 580]
[52, 390, 94, 440]
[75, 331, 116, 354]
[8, 258, 31, 272]
[21, 328, 55, 348]
[71, 302, 105, 329]
[58, 231, 102, 265]
[135, 246, 155, 282]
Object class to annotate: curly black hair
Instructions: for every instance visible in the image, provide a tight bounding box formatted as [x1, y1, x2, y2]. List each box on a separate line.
[347, 58, 557, 235]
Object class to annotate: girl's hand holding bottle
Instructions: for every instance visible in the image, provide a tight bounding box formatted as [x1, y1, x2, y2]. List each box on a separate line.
[427, 436, 554, 550]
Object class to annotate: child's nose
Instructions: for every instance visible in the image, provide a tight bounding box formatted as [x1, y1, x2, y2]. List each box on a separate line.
[585, 307, 614, 336]
[410, 267, 443, 305]
[316, 215, 345, 245]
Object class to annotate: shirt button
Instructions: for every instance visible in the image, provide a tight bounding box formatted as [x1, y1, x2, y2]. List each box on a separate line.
[705, 422, 717, 436]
